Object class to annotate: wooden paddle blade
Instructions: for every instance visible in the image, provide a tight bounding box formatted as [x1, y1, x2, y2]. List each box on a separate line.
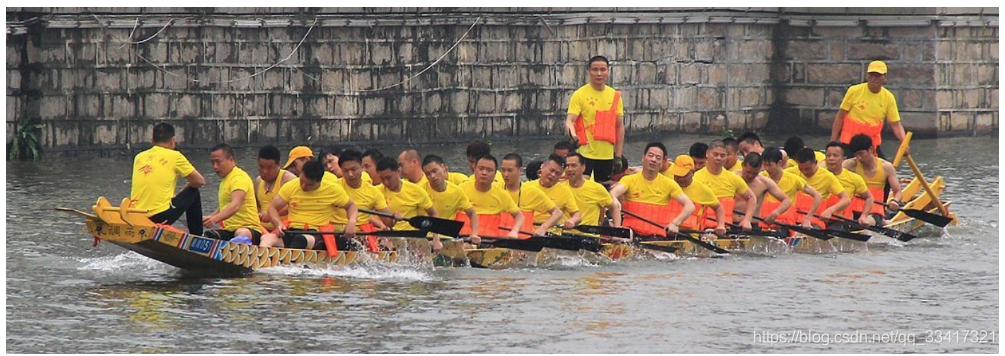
[407, 216, 464, 237]
[826, 229, 871, 242]
[574, 224, 633, 238]
[480, 237, 547, 252]
[901, 209, 953, 228]
[535, 235, 604, 253]
[779, 223, 833, 241]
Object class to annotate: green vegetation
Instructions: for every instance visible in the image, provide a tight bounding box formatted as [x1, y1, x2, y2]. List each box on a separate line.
[7, 118, 43, 160]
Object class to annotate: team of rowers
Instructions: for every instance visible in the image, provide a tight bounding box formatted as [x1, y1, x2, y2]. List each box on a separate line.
[129, 122, 903, 253]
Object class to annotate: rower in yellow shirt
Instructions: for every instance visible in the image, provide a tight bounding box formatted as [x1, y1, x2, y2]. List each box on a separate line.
[254, 146, 297, 232]
[362, 149, 385, 187]
[693, 140, 756, 230]
[734, 153, 794, 227]
[723, 137, 742, 172]
[609, 142, 694, 237]
[526, 154, 582, 230]
[564, 153, 615, 227]
[824, 142, 875, 226]
[202, 143, 263, 243]
[842, 133, 903, 223]
[375, 157, 437, 232]
[332, 149, 392, 232]
[760, 147, 821, 229]
[129, 123, 206, 235]
[423, 154, 480, 247]
[398, 149, 429, 187]
[501, 153, 562, 236]
[669, 155, 725, 236]
[459, 155, 523, 239]
[465, 140, 505, 187]
[260, 160, 358, 250]
[285, 146, 338, 185]
[785, 148, 851, 228]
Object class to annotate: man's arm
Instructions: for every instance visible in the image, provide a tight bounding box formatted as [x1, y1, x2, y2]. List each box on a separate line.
[535, 207, 563, 236]
[762, 179, 792, 225]
[565, 113, 580, 142]
[831, 109, 848, 142]
[608, 183, 627, 227]
[267, 196, 289, 236]
[615, 115, 625, 158]
[341, 199, 358, 238]
[855, 190, 875, 226]
[205, 190, 246, 227]
[738, 189, 757, 230]
[883, 161, 903, 210]
[464, 207, 480, 245]
[801, 186, 823, 229]
[821, 191, 850, 220]
[667, 194, 694, 234]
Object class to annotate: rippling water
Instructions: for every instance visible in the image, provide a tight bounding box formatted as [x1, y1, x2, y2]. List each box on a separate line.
[5, 135, 999, 353]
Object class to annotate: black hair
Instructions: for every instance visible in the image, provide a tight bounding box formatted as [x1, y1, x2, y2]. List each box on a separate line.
[743, 152, 763, 169]
[258, 145, 281, 164]
[545, 153, 566, 168]
[553, 140, 576, 152]
[502, 153, 523, 168]
[644, 142, 667, 158]
[152, 122, 175, 143]
[362, 148, 384, 161]
[477, 154, 498, 170]
[526, 160, 543, 180]
[848, 134, 873, 154]
[588, 55, 610, 68]
[302, 159, 325, 182]
[689, 142, 708, 158]
[825, 141, 845, 154]
[783, 136, 807, 160]
[737, 131, 761, 145]
[211, 143, 234, 159]
[466, 140, 491, 159]
[722, 137, 739, 151]
[762, 147, 784, 164]
[339, 149, 363, 166]
[566, 152, 585, 165]
[795, 148, 817, 164]
[376, 156, 399, 172]
[422, 154, 446, 167]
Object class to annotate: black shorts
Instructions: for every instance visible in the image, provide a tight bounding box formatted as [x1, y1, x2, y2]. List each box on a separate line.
[281, 231, 359, 251]
[583, 157, 614, 183]
[205, 228, 263, 245]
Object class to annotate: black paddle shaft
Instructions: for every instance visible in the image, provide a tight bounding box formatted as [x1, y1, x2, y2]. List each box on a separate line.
[621, 209, 730, 255]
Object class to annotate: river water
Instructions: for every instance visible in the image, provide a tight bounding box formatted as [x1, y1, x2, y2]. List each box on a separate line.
[5, 134, 999, 353]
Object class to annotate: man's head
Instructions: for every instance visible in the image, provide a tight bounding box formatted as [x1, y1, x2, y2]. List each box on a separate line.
[376, 156, 401, 190]
[783, 137, 807, 163]
[362, 148, 384, 184]
[466, 140, 492, 173]
[299, 159, 325, 192]
[538, 154, 566, 187]
[474, 155, 498, 185]
[525, 160, 543, 181]
[739, 152, 763, 182]
[209, 143, 236, 177]
[500, 153, 524, 185]
[689, 142, 709, 171]
[398, 149, 422, 182]
[258, 145, 282, 181]
[671, 154, 696, 187]
[284, 146, 314, 175]
[152, 122, 176, 148]
[641, 142, 667, 173]
[706, 140, 727, 170]
[761, 147, 785, 175]
[866, 60, 888, 93]
[737, 131, 763, 156]
[320, 146, 345, 178]
[795, 148, 819, 178]
[565, 153, 586, 181]
[588, 55, 610, 88]
[422, 154, 448, 189]
[338, 149, 365, 187]
[723, 137, 740, 168]
[553, 140, 575, 158]
[848, 134, 875, 163]
[824, 141, 845, 172]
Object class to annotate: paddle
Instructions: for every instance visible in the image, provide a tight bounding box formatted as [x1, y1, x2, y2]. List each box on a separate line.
[497, 226, 604, 253]
[789, 210, 872, 242]
[470, 235, 549, 252]
[572, 224, 634, 239]
[736, 211, 834, 241]
[797, 210, 917, 242]
[360, 209, 464, 238]
[284, 229, 430, 238]
[621, 209, 729, 255]
[701, 216, 785, 240]
[560, 229, 681, 255]
[877, 202, 952, 228]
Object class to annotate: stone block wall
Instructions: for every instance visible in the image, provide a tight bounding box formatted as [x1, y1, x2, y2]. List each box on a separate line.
[5, 7, 998, 155]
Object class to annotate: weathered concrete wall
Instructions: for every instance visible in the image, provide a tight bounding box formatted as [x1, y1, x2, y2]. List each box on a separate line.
[5, 8, 998, 155]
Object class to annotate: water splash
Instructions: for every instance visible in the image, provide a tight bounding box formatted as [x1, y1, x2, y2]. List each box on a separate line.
[258, 263, 435, 282]
[75, 252, 166, 272]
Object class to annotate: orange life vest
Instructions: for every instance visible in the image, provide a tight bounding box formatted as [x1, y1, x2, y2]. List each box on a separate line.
[457, 212, 515, 238]
[703, 198, 735, 229]
[498, 211, 536, 238]
[668, 200, 705, 230]
[792, 192, 829, 228]
[574, 91, 621, 145]
[848, 187, 885, 216]
[759, 199, 797, 228]
[622, 200, 672, 237]
[840, 117, 884, 147]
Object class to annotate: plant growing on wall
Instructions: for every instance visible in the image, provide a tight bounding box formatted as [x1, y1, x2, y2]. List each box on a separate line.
[7, 118, 43, 161]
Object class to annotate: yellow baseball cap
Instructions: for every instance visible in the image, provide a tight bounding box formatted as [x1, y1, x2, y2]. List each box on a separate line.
[867, 60, 888, 74]
[671, 155, 694, 177]
[284, 146, 314, 169]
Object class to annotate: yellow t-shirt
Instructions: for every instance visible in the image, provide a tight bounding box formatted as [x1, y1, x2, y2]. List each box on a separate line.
[786, 167, 845, 199]
[832, 169, 869, 197]
[681, 180, 720, 207]
[566, 84, 624, 160]
[332, 178, 388, 227]
[659, 162, 675, 177]
[566, 180, 613, 226]
[217, 166, 261, 232]
[618, 172, 684, 205]
[426, 181, 472, 220]
[460, 180, 519, 215]
[381, 180, 434, 231]
[257, 169, 291, 230]
[277, 177, 351, 228]
[361, 171, 373, 185]
[447, 172, 469, 186]
[839, 82, 901, 126]
[130, 146, 197, 216]
[508, 183, 556, 219]
[693, 167, 749, 199]
[408, 173, 429, 188]
[526, 180, 580, 223]
[760, 170, 807, 202]
[468, 171, 504, 188]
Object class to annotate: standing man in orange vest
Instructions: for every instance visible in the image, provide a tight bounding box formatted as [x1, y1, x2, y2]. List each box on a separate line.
[831, 60, 907, 159]
[565, 55, 625, 184]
